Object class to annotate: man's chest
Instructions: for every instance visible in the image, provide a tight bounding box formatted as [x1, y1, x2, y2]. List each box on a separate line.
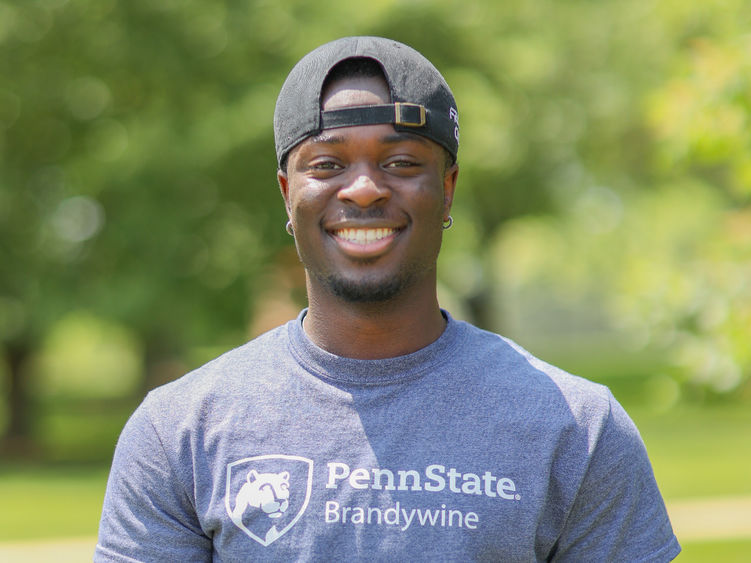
[194, 442, 559, 561]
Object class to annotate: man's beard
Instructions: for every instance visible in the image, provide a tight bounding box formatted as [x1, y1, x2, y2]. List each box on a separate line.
[322, 272, 405, 303]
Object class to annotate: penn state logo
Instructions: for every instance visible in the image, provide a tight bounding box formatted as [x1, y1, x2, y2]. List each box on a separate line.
[225, 454, 313, 546]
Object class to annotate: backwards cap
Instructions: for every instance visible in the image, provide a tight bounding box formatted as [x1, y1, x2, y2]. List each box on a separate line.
[273, 36, 459, 167]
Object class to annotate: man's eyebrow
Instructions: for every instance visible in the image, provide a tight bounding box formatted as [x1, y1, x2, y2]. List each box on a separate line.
[381, 132, 430, 146]
[307, 133, 346, 145]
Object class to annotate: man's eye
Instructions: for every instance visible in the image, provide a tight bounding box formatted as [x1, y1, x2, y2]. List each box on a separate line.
[311, 161, 341, 170]
[386, 160, 417, 168]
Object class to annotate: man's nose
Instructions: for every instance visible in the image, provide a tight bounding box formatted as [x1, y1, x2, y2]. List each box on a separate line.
[337, 170, 390, 207]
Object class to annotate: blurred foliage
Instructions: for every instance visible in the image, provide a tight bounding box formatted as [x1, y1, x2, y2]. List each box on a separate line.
[494, 182, 750, 400]
[34, 311, 141, 400]
[488, 1, 751, 400]
[1, 0, 750, 455]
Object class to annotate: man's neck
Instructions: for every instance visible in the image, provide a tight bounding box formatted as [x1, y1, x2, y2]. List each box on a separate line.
[303, 290, 447, 360]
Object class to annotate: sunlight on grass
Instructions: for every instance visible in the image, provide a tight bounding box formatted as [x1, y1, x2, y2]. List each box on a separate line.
[0, 465, 108, 541]
[678, 538, 751, 562]
[632, 404, 751, 500]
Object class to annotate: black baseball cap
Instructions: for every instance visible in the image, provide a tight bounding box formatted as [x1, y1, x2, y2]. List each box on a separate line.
[273, 36, 460, 168]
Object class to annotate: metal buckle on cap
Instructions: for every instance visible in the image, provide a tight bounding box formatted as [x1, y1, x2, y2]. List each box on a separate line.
[394, 103, 426, 127]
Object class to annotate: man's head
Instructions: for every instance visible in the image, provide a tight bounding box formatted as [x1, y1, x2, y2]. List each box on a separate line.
[275, 37, 459, 305]
[274, 36, 459, 171]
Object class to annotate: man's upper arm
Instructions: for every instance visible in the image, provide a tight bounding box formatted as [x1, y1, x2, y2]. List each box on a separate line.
[95, 402, 211, 562]
[553, 393, 681, 562]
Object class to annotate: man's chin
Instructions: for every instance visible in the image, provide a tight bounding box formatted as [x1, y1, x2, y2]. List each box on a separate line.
[323, 274, 404, 303]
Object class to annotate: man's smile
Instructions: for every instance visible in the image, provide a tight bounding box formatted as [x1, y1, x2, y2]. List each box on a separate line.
[328, 226, 402, 258]
[332, 227, 398, 245]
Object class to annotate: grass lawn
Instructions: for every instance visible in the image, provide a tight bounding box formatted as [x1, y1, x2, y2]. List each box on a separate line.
[632, 403, 751, 500]
[0, 464, 109, 541]
[631, 403, 751, 561]
[677, 538, 751, 562]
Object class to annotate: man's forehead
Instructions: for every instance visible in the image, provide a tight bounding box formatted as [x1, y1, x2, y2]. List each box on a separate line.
[304, 129, 430, 148]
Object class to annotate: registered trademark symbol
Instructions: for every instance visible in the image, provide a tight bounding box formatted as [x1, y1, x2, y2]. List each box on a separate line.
[515, 494, 521, 500]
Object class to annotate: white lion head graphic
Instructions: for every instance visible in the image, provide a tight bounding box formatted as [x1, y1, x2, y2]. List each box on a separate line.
[233, 470, 290, 520]
[226, 455, 313, 546]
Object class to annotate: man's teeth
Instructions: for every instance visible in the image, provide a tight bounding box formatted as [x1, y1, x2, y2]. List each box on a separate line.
[334, 228, 395, 244]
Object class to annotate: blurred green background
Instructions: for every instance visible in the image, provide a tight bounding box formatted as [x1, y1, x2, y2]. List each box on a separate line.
[1, 0, 749, 560]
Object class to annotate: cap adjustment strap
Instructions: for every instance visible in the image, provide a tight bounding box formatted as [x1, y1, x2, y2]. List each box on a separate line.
[321, 103, 427, 130]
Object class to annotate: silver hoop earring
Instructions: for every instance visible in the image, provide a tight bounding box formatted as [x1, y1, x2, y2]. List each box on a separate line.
[285, 220, 294, 236]
[442, 216, 453, 230]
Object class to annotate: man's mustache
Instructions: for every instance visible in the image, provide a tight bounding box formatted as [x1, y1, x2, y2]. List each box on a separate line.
[335, 207, 388, 221]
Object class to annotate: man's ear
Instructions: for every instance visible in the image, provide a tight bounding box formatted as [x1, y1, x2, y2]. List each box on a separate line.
[277, 168, 292, 216]
[442, 163, 459, 220]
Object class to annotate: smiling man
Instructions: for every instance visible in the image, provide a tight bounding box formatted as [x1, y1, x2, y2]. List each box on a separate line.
[277, 56, 457, 359]
[96, 37, 680, 561]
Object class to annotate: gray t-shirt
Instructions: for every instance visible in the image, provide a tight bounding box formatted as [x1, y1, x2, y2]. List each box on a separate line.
[96, 311, 680, 561]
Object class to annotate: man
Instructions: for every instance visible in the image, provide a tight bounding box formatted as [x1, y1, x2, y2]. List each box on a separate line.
[96, 36, 680, 561]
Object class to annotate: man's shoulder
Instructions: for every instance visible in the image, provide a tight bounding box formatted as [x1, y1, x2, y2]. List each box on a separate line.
[143, 320, 294, 412]
[457, 320, 613, 418]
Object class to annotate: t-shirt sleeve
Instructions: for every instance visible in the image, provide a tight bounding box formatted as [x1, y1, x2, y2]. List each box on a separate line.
[95, 401, 211, 562]
[553, 393, 681, 562]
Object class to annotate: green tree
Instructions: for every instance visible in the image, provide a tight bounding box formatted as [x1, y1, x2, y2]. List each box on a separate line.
[489, 2, 751, 398]
[3, 0, 749, 455]
[1, 0, 292, 449]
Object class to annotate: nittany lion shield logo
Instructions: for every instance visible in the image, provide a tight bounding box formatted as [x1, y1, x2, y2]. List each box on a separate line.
[225, 454, 313, 546]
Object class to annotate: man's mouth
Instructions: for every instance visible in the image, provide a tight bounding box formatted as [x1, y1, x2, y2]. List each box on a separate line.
[332, 227, 398, 245]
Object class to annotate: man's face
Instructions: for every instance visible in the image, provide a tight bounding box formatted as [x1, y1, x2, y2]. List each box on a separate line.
[278, 75, 458, 303]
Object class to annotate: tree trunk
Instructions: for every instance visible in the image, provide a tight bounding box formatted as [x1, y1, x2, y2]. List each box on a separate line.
[1, 341, 37, 457]
[141, 338, 187, 396]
